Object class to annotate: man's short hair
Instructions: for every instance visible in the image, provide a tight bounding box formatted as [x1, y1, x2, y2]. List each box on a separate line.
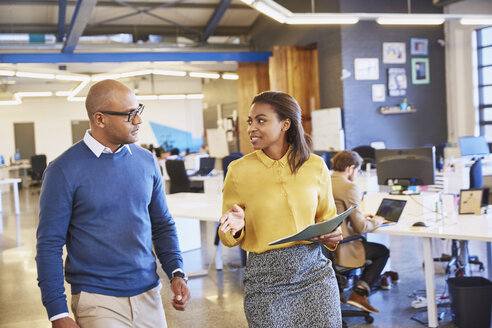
[332, 150, 363, 172]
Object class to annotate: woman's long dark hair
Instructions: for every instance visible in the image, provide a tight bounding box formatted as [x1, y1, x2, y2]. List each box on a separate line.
[252, 91, 313, 174]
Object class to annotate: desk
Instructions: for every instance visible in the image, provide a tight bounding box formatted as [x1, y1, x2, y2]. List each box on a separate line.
[166, 192, 224, 271]
[372, 214, 492, 327]
[0, 178, 21, 215]
[163, 172, 224, 194]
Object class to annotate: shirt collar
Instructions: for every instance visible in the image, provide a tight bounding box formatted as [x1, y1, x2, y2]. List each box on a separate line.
[256, 146, 290, 168]
[83, 130, 132, 158]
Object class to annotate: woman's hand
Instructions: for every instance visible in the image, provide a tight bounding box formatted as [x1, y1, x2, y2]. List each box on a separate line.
[219, 204, 245, 236]
[311, 229, 343, 249]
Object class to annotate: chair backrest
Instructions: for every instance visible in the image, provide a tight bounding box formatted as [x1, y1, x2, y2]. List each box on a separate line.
[470, 158, 483, 189]
[313, 150, 332, 170]
[352, 145, 376, 170]
[222, 153, 243, 180]
[165, 160, 191, 194]
[31, 154, 47, 181]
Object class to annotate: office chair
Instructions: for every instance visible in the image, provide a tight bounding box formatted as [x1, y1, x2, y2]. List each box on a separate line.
[165, 160, 203, 194]
[351, 146, 376, 170]
[323, 235, 375, 327]
[313, 150, 332, 170]
[30, 154, 47, 188]
[433, 158, 485, 276]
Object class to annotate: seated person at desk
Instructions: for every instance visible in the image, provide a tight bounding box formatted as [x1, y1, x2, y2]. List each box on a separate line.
[330, 150, 391, 314]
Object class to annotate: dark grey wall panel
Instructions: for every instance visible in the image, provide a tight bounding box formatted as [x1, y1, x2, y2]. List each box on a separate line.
[340, 21, 447, 149]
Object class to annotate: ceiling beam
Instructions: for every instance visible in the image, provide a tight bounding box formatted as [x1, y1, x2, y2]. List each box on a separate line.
[203, 0, 231, 43]
[57, 0, 67, 42]
[62, 0, 98, 53]
[0, 24, 250, 37]
[0, 0, 249, 9]
[0, 51, 272, 63]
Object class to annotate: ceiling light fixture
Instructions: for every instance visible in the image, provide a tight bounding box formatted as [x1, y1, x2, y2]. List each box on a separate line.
[189, 72, 220, 79]
[120, 70, 154, 78]
[186, 94, 204, 99]
[16, 72, 56, 79]
[152, 69, 187, 77]
[159, 94, 187, 100]
[376, 15, 445, 25]
[222, 73, 239, 80]
[287, 14, 359, 25]
[136, 95, 159, 100]
[0, 100, 21, 106]
[67, 97, 86, 102]
[0, 70, 15, 77]
[15, 91, 53, 97]
[55, 91, 73, 96]
[460, 17, 492, 25]
[55, 74, 90, 82]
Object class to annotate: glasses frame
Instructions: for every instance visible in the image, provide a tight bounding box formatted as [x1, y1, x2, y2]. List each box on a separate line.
[99, 104, 144, 122]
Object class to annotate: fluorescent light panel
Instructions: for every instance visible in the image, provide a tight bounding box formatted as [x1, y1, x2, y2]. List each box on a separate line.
[152, 69, 187, 77]
[222, 73, 239, 80]
[287, 15, 359, 25]
[189, 72, 220, 79]
[15, 91, 53, 97]
[253, 1, 288, 23]
[376, 16, 445, 25]
[55, 74, 90, 81]
[0, 100, 21, 105]
[16, 72, 55, 79]
[0, 70, 15, 76]
[460, 18, 492, 25]
[120, 70, 153, 78]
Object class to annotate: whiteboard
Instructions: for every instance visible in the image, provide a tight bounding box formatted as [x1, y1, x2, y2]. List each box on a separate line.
[206, 129, 229, 158]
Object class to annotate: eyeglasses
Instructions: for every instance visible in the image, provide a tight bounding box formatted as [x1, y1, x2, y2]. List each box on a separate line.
[99, 104, 144, 122]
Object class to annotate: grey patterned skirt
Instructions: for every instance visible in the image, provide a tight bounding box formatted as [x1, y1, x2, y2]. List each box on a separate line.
[244, 243, 342, 328]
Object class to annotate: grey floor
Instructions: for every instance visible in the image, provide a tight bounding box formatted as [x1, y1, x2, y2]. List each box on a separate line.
[0, 187, 490, 328]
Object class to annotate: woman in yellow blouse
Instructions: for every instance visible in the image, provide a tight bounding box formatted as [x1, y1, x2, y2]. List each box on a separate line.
[219, 91, 343, 328]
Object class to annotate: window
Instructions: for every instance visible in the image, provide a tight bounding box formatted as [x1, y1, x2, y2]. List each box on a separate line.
[477, 26, 492, 141]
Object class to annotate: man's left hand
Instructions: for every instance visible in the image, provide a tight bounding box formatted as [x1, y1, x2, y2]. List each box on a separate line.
[170, 278, 190, 311]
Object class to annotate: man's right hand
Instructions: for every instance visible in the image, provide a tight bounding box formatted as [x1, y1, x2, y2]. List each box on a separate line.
[52, 317, 80, 328]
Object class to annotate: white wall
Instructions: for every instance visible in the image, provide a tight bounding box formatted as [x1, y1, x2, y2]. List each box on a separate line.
[445, 0, 492, 143]
[0, 96, 203, 163]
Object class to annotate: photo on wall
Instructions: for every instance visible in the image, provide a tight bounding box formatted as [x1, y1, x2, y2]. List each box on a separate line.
[411, 58, 430, 84]
[382, 42, 406, 64]
[387, 68, 407, 96]
[410, 38, 428, 55]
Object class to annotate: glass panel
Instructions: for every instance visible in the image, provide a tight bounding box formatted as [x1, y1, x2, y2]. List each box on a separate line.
[483, 125, 492, 142]
[481, 47, 492, 66]
[483, 86, 492, 104]
[480, 27, 492, 47]
[482, 66, 492, 85]
[483, 107, 492, 121]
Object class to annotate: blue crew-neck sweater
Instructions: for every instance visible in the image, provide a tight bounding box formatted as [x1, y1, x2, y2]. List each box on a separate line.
[36, 141, 183, 319]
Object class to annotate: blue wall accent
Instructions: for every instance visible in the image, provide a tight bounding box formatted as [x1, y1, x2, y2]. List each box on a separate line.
[149, 121, 203, 152]
[0, 52, 272, 64]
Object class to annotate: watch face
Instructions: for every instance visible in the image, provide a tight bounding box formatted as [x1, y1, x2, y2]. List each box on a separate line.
[172, 271, 188, 282]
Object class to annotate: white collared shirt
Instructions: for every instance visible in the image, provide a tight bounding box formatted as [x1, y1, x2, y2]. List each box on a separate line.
[83, 130, 132, 157]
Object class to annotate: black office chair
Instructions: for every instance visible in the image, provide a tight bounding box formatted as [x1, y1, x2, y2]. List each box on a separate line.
[30, 154, 47, 187]
[351, 146, 376, 170]
[323, 235, 375, 327]
[165, 160, 203, 194]
[314, 150, 332, 169]
[434, 158, 485, 275]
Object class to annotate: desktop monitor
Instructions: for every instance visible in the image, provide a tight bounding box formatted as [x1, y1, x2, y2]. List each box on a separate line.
[14, 152, 21, 161]
[458, 136, 490, 157]
[0, 155, 4, 165]
[375, 147, 436, 191]
[184, 153, 208, 172]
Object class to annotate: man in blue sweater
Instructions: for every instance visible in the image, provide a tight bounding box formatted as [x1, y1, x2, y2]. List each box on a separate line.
[36, 79, 190, 328]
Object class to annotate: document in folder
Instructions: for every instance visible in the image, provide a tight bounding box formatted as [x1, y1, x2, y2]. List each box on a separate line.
[268, 206, 355, 246]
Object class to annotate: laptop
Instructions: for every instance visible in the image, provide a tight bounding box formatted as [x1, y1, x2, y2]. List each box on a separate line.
[375, 198, 407, 223]
[193, 157, 216, 176]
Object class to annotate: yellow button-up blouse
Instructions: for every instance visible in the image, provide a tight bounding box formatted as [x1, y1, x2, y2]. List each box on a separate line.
[218, 149, 337, 254]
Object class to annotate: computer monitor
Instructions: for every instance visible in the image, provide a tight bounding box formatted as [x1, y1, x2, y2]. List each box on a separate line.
[375, 147, 436, 192]
[184, 153, 209, 172]
[459, 136, 490, 157]
[14, 152, 21, 161]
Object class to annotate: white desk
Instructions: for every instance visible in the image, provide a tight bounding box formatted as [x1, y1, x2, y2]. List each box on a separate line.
[372, 214, 492, 328]
[166, 193, 224, 271]
[0, 178, 21, 215]
[163, 172, 224, 194]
